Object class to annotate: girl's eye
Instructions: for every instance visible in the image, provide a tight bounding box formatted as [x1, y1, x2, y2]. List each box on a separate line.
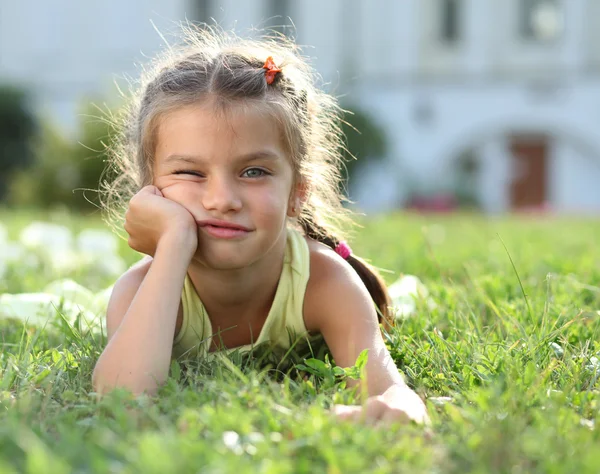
[173, 170, 204, 177]
[242, 168, 269, 178]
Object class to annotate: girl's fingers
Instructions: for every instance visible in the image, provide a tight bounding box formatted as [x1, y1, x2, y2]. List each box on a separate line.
[332, 404, 361, 421]
[334, 402, 433, 433]
[363, 397, 387, 426]
[139, 185, 163, 197]
[376, 406, 410, 428]
[333, 399, 387, 425]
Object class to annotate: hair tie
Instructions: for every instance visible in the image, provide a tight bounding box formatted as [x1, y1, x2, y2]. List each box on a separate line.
[262, 56, 282, 85]
[334, 241, 352, 260]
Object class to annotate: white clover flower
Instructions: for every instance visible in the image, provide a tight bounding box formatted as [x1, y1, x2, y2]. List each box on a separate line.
[586, 356, 599, 372]
[20, 221, 73, 252]
[388, 275, 436, 319]
[222, 431, 243, 455]
[549, 342, 564, 358]
[0, 241, 26, 262]
[0, 222, 7, 245]
[20, 252, 41, 271]
[0, 234, 27, 276]
[0, 225, 26, 265]
[247, 432, 265, 444]
[95, 254, 126, 278]
[75, 229, 125, 277]
[48, 248, 82, 273]
[90, 285, 114, 315]
[77, 229, 119, 257]
[580, 419, 595, 430]
[0, 292, 96, 327]
[43, 279, 96, 310]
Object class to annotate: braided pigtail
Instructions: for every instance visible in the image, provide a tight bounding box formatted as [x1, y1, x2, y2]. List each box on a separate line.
[299, 216, 394, 330]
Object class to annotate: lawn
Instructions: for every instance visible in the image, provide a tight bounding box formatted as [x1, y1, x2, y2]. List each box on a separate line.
[1, 208, 599, 473]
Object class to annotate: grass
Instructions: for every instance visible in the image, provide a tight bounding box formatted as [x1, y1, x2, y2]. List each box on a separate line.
[1, 209, 600, 473]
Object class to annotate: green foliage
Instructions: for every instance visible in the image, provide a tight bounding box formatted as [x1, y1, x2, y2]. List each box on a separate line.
[295, 349, 369, 398]
[8, 101, 116, 210]
[0, 85, 37, 200]
[1, 211, 600, 472]
[340, 104, 387, 188]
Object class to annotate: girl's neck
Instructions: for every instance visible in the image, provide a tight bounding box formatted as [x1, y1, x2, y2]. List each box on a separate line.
[185, 233, 287, 319]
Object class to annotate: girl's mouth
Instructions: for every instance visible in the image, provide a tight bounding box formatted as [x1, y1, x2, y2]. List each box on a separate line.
[200, 224, 250, 239]
[197, 219, 252, 239]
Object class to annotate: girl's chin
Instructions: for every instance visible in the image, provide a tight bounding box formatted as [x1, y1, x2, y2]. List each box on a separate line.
[191, 250, 254, 271]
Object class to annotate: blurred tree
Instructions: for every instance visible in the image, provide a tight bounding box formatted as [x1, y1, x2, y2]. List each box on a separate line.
[70, 103, 117, 209]
[0, 85, 37, 200]
[8, 101, 117, 211]
[340, 105, 388, 192]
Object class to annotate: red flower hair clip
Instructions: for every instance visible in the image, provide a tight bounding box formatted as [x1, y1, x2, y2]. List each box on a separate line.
[262, 56, 282, 85]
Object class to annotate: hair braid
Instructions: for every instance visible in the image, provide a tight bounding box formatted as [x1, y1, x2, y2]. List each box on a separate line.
[299, 215, 394, 330]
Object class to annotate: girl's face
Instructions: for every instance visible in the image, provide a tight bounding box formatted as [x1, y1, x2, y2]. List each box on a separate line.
[153, 100, 300, 270]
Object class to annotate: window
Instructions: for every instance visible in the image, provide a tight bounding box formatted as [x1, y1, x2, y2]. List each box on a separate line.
[265, 0, 291, 36]
[192, 0, 212, 24]
[520, 0, 563, 42]
[440, 0, 461, 44]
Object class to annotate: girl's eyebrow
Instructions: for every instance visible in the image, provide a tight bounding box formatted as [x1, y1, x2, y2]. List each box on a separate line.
[163, 151, 280, 165]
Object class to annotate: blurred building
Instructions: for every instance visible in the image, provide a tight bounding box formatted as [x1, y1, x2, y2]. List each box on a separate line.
[1, 0, 599, 213]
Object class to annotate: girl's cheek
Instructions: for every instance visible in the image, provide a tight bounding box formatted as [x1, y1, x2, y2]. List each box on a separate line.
[159, 187, 194, 207]
[252, 188, 288, 215]
[161, 181, 201, 196]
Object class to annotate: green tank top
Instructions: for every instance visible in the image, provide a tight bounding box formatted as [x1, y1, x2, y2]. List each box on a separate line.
[172, 228, 312, 359]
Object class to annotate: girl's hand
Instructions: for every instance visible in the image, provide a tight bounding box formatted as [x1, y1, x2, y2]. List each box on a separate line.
[124, 185, 198, 257]
[332, 385, 430, 427]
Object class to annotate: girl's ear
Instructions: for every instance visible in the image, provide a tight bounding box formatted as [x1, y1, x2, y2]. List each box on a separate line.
[287, 179, 308, 217]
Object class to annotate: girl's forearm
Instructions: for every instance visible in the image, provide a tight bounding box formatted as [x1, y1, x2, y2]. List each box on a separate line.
[92, 238, 193, 396]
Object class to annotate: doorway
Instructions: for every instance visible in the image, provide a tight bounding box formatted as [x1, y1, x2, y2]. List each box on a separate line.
[509, 135, 549, 210]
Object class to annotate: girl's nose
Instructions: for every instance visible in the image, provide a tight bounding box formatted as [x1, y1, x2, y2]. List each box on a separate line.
[201, 175, 242, 213]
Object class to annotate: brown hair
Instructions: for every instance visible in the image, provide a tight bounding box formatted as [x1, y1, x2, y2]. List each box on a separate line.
[101, 25, 393, 327]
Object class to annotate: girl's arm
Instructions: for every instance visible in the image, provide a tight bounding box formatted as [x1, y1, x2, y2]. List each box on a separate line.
[92, 185, 197, 396]
[304, 247, 430, 426]
[92, 234, 194, 396]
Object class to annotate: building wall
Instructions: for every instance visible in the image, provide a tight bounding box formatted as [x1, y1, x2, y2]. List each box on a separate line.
[550, 140, 600, 212]
[2, 0, 600, 212]
[0, 0, 192, 132]
[352, 77, 600, 211]
[344, 0, 600, 213]
[584, 0, 600, 70]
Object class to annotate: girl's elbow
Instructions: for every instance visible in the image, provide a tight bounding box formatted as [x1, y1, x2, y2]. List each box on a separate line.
[92, 362, 160, 398]
[91, 360, 119, 396]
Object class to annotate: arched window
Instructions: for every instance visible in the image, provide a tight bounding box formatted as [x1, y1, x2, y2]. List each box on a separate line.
[520, 0, 563, 42]
[191, 0, 212, 24]
[264, 0, 291, 36]
[440, 0, 461, 44]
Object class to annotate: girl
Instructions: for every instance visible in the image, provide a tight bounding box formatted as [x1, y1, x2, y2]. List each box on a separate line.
[92, 26, 429, 426]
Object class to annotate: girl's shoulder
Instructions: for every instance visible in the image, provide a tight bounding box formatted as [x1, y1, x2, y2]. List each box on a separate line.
[304, 238, 344, 278]
[105, 255, 185, 339]
[302, 238, 371, 332]
[104, 256, 153, 337]
[114, 256, 153, 289]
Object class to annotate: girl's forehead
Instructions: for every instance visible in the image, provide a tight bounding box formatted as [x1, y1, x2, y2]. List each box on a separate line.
[155, 100, 287, 161]
[159, 99, 275, 134]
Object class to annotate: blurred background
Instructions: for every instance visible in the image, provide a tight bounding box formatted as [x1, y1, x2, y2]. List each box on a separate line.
[1, 0, 600, 215]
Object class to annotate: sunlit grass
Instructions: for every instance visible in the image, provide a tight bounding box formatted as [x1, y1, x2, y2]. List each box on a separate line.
[1, 209, 600, 473]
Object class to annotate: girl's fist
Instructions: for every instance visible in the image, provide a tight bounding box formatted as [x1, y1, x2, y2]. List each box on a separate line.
[124, 185, 197, 257]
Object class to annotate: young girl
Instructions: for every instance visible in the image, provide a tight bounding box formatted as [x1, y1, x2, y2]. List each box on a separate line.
[92, 26, 429, 426]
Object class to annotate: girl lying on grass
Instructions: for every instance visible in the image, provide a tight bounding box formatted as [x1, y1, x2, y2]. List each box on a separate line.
[92, 25, 429, 427]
